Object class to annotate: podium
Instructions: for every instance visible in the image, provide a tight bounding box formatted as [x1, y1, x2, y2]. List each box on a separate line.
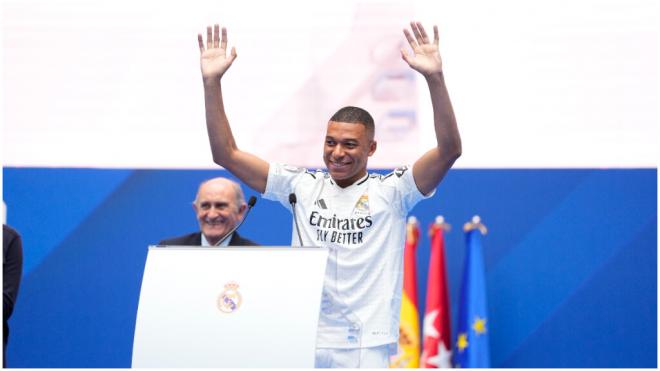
[132, 246, 328, 368]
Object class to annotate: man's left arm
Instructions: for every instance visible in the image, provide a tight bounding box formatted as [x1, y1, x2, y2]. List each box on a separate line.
[401, 21, 462, 196]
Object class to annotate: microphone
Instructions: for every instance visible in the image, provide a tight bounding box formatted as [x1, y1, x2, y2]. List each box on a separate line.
[215, 196, 257, 246]
[289, 193, 304, 246]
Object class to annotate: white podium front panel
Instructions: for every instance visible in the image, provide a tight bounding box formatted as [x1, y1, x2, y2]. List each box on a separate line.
[132, 246, 328, 368]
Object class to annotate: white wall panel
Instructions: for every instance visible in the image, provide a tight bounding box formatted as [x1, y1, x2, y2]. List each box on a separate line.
[3, 0, 657, 168]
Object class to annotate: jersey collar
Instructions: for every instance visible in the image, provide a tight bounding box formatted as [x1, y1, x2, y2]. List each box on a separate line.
[328, 172, 369, 188]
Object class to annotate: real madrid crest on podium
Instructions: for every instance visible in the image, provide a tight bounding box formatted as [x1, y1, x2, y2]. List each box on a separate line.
[217, 281, 242, 313]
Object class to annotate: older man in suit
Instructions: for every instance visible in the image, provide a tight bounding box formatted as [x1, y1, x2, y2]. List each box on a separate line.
[160, 177, 257, 246]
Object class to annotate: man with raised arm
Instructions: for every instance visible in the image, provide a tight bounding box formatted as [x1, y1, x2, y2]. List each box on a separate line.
[198, 21, 461, 368]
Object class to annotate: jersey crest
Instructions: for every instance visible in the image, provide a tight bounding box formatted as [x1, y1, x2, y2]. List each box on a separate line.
[354, 193, 370, 216]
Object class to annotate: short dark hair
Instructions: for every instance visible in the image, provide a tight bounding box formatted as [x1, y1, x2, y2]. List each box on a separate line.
[329, 106, 375, 139]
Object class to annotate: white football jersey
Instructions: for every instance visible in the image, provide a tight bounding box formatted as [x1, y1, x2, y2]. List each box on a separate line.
[264, 163, 433, 348]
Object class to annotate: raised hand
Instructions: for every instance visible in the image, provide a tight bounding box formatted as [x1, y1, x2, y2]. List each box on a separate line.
[198, 24, 237, 81]
[401, 22, 442, 76]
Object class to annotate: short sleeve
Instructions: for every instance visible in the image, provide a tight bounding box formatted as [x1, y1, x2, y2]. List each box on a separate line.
[263, 163, 308, 209]
[382, 165, 435, 214]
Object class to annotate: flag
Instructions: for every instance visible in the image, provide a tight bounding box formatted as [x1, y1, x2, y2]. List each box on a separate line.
[453, 216, 490, 368]
[390, 216, 420, 368]
[420, 216, 453, 368]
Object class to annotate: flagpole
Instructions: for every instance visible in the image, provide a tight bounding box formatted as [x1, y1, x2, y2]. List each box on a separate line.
[463, 215, 488, 235]
[430, 215, 451, 235]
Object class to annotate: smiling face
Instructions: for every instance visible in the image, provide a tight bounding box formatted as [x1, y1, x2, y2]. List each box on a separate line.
[323, 121, 377, 188]
[193, 178, 246, 245]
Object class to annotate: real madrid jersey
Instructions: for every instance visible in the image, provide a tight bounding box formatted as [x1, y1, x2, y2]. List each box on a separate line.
[263, 163, 434, 349]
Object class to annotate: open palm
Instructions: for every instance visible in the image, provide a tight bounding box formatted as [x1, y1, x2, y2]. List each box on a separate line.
[401, 22, 443, 76]
[198, 24, 237, 80]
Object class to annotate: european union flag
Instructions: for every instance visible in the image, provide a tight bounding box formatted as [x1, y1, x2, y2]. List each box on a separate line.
[453, 218, 490, 368]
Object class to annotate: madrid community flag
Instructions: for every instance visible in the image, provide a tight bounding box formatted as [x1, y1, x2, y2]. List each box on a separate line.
[420, 216, 452, 368]
[391, 216, 421, 368]
[453, 216, 490, 368]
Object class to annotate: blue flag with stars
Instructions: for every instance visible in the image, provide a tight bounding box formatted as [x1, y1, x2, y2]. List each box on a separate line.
[453, 227, 491, 368]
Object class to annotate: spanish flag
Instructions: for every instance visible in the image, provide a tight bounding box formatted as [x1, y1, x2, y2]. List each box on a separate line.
[391, 216, 420, 368]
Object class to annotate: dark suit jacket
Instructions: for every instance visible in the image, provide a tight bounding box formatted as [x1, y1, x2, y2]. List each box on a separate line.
[158, 231, 257, 246]
[3, 225, 23, 366]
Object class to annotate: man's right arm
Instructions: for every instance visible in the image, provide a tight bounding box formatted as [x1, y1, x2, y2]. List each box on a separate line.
[199, 24, 269, 194]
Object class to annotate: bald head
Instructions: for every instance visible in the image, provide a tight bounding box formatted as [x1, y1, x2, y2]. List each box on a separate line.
[192, 177, 247, 245]
[194, 177, 245, 209]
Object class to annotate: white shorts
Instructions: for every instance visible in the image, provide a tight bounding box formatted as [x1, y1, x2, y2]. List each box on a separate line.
[314, 344, 393, 368]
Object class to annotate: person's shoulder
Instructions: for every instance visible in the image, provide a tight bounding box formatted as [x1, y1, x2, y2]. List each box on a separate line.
[3, 224, 22, 248]
[368, 166, 412, 185]
[273, 163, 325, 178]
[305, 168, 327, 179]
[3, 224, 20, 240]
[158, 232, 202, 246]
[230, 232, 259, 246]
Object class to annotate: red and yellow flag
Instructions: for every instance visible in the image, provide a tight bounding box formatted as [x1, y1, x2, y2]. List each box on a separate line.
[420, 216, 453, 368]
[391, 216, 420, 368]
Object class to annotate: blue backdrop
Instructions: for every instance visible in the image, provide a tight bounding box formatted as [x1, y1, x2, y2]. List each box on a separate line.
[2, 167, 657, 367]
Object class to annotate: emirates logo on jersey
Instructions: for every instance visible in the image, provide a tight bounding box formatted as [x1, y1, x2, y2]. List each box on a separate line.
[309, 211, 373, 245]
